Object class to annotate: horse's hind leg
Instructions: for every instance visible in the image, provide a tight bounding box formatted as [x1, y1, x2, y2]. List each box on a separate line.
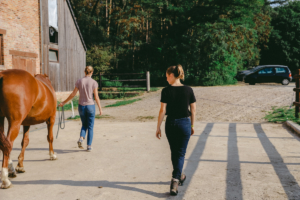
[8, 156, 16, 178]
[6, 121, 17, 178]
[15, 126, 30, 173]
[47, 117, 57, 160]
[0, 116, 4, 178]
[1, 120, 20, 189]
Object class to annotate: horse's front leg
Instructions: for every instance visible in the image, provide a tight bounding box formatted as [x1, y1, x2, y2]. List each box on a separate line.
[47, 117, 57, 160]
[15, 126, 30, 173]
[1, 119, 20, 189]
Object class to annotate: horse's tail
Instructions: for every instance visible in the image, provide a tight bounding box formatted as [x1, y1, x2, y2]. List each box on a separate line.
[0, 73, 3, 116]
[0, 73, 3, 86]
[0, 73, 3, 88]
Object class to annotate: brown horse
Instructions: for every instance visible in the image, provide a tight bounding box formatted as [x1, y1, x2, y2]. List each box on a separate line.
[0, 69, 57, 189]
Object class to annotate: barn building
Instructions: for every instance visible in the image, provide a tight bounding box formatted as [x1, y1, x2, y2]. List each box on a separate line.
[0, 0, 87, 92]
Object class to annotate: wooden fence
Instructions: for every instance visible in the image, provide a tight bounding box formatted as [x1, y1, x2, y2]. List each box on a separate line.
[293, 69, 300, 118]
[98, 71, 150, 92]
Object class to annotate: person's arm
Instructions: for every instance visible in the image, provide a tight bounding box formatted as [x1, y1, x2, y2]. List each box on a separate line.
[58, 87, 79, 107]
[156, 103, 167, 139]
[93, 88, 102, 116]
[190, 102, 196, 135]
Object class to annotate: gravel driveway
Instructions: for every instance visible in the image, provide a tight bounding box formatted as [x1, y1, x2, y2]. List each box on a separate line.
[99, 82, 294, 123]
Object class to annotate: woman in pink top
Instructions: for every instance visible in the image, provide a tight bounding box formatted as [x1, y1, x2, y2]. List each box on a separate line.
[58, 66, 102, 151]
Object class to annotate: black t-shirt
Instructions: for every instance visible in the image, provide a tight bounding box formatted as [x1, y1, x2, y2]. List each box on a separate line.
[160, 85, 196, 119]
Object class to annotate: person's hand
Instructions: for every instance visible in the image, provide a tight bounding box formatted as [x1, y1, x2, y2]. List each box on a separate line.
[99, 109, 103, 116]
[58, 102, 65, 107]
[156, 128, 161, 139]
[191, 127, 195, 135]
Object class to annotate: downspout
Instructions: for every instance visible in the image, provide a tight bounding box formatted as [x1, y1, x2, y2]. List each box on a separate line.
[40, 0, 44, 74]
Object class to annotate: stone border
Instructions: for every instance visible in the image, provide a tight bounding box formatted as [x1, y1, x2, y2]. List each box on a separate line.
[286, 121, 300, 135]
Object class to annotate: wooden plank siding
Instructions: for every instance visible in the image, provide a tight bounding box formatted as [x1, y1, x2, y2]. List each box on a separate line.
[42, 0, 86, 92]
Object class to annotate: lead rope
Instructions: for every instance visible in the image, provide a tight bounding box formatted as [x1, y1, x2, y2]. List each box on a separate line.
[56, 106, 65, 139]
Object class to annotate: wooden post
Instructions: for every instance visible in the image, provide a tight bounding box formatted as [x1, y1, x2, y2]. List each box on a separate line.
[296, 69, 300, 118]
[146, 71, 150, 92]
[99, 72, 102, 91]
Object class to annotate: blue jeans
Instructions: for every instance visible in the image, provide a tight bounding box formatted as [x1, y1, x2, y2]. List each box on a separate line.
[165, 117, 191, 180]
[78, 105, 95, 146]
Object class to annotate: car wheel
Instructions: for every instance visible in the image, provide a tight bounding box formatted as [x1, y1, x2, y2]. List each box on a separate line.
[249, 81, 255, 85]
[282, 79, 289, 85]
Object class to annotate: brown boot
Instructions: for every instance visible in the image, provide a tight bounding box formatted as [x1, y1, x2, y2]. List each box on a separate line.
[179, 174, 186, 186]
[170, 178, 179, 196]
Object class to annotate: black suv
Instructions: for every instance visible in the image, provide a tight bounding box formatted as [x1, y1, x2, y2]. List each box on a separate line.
[244, 65, 292, 85]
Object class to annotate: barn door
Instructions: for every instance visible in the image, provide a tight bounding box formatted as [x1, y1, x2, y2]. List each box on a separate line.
[12, 56, 36, 75]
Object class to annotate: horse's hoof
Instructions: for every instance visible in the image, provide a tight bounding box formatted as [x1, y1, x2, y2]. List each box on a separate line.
[50, 153, 57, 160]
[15, 166, 25, 173]
[8, 171, 17, 178]
[1, 181, 12, 189]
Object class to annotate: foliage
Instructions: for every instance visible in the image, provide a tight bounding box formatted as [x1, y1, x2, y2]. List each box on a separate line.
[87, 46, 114, 75]
[70, 0, 273, 86]
[264, 106, 300, 124]
[105, 98, 142, 107]
[101, 76, 123, 87]
[260, 1, 300, 74]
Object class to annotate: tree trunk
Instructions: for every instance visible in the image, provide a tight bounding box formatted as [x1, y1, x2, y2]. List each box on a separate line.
[106, 0, 108, 34]
[107, 0, 112, 36]
[146, 14, 149, 43]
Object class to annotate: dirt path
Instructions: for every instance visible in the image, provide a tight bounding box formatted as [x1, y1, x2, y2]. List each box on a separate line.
[2, 121, 300, 199]
[1, 83, 300, 199]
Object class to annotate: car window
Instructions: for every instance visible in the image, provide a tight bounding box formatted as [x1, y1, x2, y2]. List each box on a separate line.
[275, 68, 287, 73]
[251, 66, 263, 72]
[258, 68, 274, 74]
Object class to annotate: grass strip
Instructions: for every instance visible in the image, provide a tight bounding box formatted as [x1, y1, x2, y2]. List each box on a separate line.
[116, 87, 160, 92]
[67, 115, 112, 120]
[57, 96, 79, 111]
[105, 98, 142, 108]
[137, 116, 155, 120]
[264, 106, 300, 124]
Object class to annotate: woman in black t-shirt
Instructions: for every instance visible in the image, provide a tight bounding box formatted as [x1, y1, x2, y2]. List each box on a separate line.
[156, 64, 196, 196]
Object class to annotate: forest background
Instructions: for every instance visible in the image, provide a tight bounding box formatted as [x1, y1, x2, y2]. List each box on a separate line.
[69, 0, 300, 86]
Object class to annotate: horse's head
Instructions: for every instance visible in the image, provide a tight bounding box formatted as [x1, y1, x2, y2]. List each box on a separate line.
[35, 74, 52, 87]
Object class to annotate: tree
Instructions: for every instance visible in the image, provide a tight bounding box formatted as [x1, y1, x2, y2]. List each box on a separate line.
[260, 1, 300, 74]
[70, 0, 272, 85]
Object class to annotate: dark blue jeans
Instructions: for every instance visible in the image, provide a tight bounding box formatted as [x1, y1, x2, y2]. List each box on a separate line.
[78, 104, 95, 146]
[165, 117, 191, 180]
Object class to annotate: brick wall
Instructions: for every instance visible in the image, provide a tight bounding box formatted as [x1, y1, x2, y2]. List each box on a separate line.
[0, 0, 40, 73]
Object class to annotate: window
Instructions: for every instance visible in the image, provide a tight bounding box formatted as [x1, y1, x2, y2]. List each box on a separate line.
[258, 68, 274, 74]
[49, 27, 58, 43]
[275, 67, 287, 73]
[0, 34, 3, 65]
[49, 49, 58, 62]
[49, 0, 58, 44]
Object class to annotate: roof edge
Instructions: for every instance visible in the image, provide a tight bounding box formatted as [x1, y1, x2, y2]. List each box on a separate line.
[66, 0, 87, 51]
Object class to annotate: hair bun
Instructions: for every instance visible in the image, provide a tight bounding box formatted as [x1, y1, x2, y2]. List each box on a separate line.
[166, 64, 185, 81]
[85, 66, 94, 75]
